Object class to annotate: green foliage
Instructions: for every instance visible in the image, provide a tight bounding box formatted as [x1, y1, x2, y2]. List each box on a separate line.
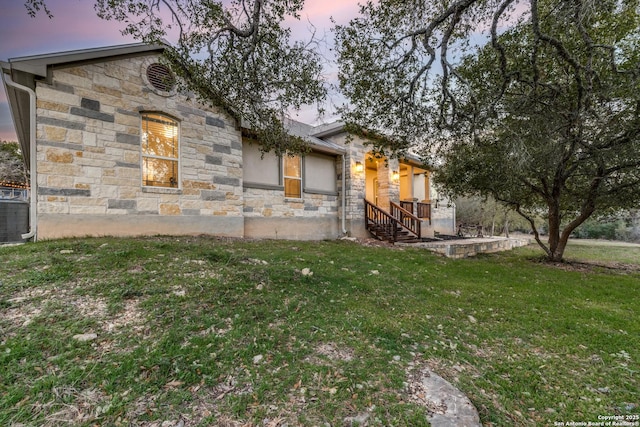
[28, 1, 327, 156]
[572, 219, 620, 241]
[0, 141, 27, 183]
[336, 0, 640, 261]
[455, 195, 532, 234]
[573, 210, 640, 242]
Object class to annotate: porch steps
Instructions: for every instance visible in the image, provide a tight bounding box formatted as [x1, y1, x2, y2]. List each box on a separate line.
[365, 199, 424, 243]
[367, 223, 421, 243]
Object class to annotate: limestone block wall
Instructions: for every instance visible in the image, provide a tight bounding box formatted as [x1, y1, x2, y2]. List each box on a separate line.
[323, 132, 403, 238]
[242, 158, 341, 239]
[34, 54, 244, 238]
[243, 188, 339, 219]
[375, 157, 400, 210]
[323, 133, 365, 221]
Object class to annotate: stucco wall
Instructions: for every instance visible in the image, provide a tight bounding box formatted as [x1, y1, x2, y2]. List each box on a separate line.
[34, 54, 244, 238]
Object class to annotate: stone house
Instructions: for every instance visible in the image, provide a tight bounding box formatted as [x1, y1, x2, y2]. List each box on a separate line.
[1, 43, 455, 242]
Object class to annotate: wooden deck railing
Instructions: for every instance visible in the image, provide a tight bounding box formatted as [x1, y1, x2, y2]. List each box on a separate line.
[399, 200, 432, 224]
[390, 201, 421, 238]
[400, 200, 414, 212]
[417, 202, 431, 224]
[365, 199, 399, 241]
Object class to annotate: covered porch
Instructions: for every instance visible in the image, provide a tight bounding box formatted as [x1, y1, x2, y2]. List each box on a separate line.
[361, 155, 436, 242]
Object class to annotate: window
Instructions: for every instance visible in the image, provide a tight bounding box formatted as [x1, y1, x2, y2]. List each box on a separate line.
[283, 154, 302, 198]
[141, 113, 179, 188]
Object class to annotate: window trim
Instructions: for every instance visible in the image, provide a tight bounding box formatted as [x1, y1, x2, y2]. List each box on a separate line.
[303, 188, 338, 196]
[283, 153, 302, 199]
[140, 112, 181, 189]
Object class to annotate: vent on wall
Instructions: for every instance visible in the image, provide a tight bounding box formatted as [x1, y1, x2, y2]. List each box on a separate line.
[146, 63, 176, 92]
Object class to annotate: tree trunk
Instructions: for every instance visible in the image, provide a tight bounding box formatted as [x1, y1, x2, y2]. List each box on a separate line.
[547, 203, 562, 261]
[552, 231, 572, 262]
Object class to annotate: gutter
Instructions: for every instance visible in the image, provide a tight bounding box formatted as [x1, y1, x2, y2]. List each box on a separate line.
[342, 154, 347, 235]
[2, 72, 37, 241]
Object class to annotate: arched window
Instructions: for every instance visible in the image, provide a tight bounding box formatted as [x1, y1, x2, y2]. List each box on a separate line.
[141, 113, 179, 188]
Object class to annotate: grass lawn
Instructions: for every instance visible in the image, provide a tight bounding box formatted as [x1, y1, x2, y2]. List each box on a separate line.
[1, 237, 638, 426]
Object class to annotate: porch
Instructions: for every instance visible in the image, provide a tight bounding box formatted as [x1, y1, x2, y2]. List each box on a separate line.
[364, 198, 432, 243]
[397, 236, 533, 258]
[357, 153, 454, 242]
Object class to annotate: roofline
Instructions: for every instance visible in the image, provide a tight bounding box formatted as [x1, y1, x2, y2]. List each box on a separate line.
[241, 127, 345, 156]
[307, 139, 345, 155]
[399, 154, 430, 169]
[310, 121, 346, 139]
[2, 42, 168, 171]
[5, 42, 166, 77]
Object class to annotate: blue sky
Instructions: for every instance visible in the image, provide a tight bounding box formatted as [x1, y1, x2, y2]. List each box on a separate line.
[0, 0, 361, 141]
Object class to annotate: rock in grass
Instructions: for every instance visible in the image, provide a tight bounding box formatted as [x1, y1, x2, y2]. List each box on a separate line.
[73, 333, 97, 342]
[253, 354, 264, 364]
[301, 268, 313, 276]
[343, 412, 370, 426]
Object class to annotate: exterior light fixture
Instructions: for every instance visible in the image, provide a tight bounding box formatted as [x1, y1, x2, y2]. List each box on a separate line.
[354, 161, 364, 173]
[392, 170, 400, 182]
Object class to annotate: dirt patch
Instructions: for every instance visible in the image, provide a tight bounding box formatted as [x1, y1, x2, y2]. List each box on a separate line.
[315, 342, 355, 362]
[305, 342, 355, 364]
[29, 387, 110, 427]
[101, 299, 145, 333]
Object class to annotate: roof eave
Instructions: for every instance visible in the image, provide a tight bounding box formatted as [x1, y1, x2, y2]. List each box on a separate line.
[7, 42, 166, 78]
[307, 139, 345, 156]
[310, 121, 346, 139]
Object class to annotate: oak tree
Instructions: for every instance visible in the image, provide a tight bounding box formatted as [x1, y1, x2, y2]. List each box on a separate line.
[26, 0, 327, 154]
[336, 0, 640, 261]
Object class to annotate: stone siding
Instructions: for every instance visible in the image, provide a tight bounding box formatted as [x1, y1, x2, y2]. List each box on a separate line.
[323, 133, 402, 238]
[34, 54, 244, 238]
[403, 237, 532, 258]
[243, 187, 339, 218]
[27, 51, 454, 241]
[242, 156, 341, 239]
[323, 133, 366, 223]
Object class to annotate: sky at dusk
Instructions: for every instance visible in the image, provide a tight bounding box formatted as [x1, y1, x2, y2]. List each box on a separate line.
[0, 0, 362, 141]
